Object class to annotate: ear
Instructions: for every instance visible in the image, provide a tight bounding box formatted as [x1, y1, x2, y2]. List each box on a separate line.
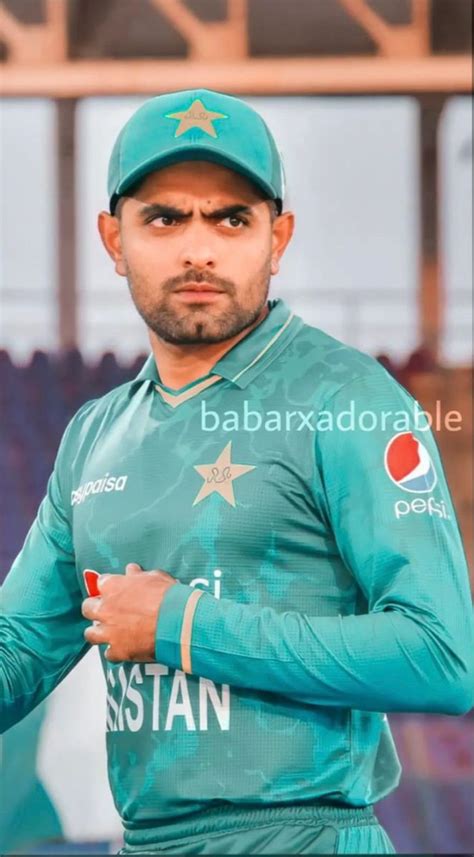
[270, 211, 295, 276]
[97, 210, 127, 277]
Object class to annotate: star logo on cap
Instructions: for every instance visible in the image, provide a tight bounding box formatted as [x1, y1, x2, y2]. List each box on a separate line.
[165, 98, 228, 139]
[192, 441, 255, 507]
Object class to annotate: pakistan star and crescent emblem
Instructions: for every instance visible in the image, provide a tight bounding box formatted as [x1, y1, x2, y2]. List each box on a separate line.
[165, 98, 228, 139]
[192, 441, 255, 507]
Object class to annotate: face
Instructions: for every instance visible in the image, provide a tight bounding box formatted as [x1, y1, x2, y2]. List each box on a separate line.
[98, 161, 294, 345]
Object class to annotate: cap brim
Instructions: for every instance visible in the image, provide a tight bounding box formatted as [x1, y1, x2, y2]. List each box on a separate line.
[110, 145, 281, 214]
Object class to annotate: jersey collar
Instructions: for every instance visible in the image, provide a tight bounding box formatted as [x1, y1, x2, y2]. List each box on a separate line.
[134, 299, 303, 390]
[212, 299, 302, 388]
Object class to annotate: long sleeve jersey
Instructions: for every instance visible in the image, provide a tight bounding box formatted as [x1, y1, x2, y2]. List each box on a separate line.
[2, 298, 473, 851]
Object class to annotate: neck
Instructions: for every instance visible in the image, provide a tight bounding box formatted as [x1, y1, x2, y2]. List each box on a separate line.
[149, 303, 270, 390]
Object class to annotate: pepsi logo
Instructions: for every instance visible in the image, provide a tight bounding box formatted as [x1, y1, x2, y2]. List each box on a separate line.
[384, 432, 437, 494]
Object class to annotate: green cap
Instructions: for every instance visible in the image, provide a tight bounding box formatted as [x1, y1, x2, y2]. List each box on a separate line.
[107, 89, 285, 215]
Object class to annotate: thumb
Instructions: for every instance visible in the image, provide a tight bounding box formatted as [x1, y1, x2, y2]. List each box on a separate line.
[126, 562, 143, 575]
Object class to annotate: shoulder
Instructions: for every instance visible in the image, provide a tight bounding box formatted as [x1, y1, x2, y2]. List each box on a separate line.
[290, 315, 410, 407]
[57, 377, 145, 457]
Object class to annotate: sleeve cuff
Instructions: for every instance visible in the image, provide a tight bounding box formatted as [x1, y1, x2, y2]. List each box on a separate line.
[154, 583, 195, 669]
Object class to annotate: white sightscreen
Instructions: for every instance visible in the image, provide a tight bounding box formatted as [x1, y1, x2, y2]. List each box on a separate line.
[0, 99, 58, 360]
[439, 96, 473, 365]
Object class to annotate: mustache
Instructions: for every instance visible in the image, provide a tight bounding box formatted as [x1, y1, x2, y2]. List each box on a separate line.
[162, 270, 235, 295]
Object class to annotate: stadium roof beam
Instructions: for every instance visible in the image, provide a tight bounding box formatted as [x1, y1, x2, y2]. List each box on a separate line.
[1, 56, 471, 97]
[338, 0, 431, 58]
[149, 0, 249, 61]
[0, 0, 66, 64]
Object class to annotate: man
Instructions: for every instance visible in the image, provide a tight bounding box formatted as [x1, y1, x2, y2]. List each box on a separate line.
[2, 89, 473, 856]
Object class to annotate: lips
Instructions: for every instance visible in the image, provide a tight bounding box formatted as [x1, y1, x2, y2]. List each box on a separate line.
[175, 283, 224, 294]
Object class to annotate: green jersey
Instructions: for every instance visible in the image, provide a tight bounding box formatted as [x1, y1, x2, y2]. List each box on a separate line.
[2, 299, 473, 851]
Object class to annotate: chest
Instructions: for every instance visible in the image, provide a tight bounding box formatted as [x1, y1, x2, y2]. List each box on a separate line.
[71, 394, 346, 610]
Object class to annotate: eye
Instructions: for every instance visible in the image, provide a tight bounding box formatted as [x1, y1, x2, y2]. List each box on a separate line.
[148, 216, 177, 227]
[221, 215, 247, 229]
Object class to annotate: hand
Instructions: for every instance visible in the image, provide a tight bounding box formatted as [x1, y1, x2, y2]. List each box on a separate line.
[82, 563, 177, 662]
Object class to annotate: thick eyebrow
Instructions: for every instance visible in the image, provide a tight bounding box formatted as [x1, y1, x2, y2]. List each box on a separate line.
[137, 202, 254, 222]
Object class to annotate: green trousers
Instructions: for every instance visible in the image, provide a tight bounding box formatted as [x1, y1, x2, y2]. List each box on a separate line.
[120, 804, 396, 854]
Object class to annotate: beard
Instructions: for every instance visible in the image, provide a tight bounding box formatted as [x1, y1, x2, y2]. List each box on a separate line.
[125, 259, 272, 345]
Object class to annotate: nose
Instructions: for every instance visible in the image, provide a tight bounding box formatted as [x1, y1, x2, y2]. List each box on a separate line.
[178, 223, 217, 270]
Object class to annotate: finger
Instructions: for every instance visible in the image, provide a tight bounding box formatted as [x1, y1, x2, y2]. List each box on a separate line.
[97, 574, 113, 593]
[125, 563, 143, 575]
[156, 570, 177, 583]
[81, 596, 102, 620]
[104, 645, 123, 663]
[144, 569, 175, 580]
[84, 623, 108, 646]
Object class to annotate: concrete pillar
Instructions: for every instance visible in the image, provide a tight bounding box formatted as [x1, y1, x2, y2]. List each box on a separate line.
[56, 98, 77, 351]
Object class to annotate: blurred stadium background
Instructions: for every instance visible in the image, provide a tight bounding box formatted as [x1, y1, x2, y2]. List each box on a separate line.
[0, 1, 472, 854]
